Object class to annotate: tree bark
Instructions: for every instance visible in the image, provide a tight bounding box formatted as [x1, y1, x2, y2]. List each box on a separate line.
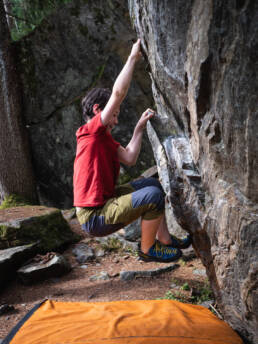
[3, 0, 16, 31]
[0, 0, 37, 203]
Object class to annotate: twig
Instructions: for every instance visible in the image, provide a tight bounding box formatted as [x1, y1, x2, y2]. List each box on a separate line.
[5, 11, 37, 25]
[210, 303, 223, 319]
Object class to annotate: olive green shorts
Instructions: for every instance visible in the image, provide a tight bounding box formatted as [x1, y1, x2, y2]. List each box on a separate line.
[76, 177, 165, 237]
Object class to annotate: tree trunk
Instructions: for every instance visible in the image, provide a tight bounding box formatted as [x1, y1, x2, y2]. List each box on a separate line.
[3, 0, 16, 31]
[0, 0, 37, 203]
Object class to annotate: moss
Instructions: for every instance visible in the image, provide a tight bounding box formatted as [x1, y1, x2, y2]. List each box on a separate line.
[0, 207, 80, 252]
[117, 173, 132, 185]
[0, 194, 32, 209]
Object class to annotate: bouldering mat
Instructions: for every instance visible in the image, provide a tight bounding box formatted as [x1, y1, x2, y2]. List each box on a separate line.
[3, 299, 243, 344]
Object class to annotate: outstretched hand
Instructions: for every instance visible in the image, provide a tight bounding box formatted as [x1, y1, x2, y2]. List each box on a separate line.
[130, 39, 142, 61]
[136, 108, 155, 131]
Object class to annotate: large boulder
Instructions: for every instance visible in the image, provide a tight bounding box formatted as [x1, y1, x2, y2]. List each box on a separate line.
[16, 0, 154, 208]
[129, 0, 258, 343]
[0, 206, 79, 251]
[0, 243, 37, 289]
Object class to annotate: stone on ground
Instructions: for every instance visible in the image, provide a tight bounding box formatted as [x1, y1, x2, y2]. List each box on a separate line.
[17, 253, 71, 284]
[120, 264, 179, 281]
[72, 243, 95, 263]
[0, 243, 37, 289]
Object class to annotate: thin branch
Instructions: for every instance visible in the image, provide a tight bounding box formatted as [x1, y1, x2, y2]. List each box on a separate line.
[5, 11, 37, 25]
[210, 304, 223, 319]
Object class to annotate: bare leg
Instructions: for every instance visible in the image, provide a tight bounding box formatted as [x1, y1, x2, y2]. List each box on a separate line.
[156, 214, 172, 245]
[141, 215, 163, 253]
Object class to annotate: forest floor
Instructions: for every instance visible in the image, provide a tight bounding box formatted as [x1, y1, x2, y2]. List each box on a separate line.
[0, 209, 213, 339]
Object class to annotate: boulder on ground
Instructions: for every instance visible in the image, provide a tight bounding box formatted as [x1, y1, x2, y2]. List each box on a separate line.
[0, 206, 80, 252]
[72, 243, 95, 264]
[0, 243, 37, 289]
[17, 253, 71, 284]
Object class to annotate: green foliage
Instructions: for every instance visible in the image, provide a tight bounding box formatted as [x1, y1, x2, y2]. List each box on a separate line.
[158, 280, 213, 305]
[178, 258, 186, 266]
[181, 282, 190, 291]
[0, 194, 32, 209]
[117, 173, 131, 185]
[101, 237, 123, 252]
[158, 290, 187, 303]
[191, 282, 213, 304]
[7, 0, 72, 40]
[125, 246, 138, 257]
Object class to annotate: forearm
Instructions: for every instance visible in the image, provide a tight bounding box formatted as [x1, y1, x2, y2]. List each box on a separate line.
[101, 40, 141, 126]
[112, 55, 138, 99]
[124, 126, 144, 166]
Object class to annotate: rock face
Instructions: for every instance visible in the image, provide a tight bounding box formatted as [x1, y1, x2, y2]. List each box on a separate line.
[129, 0, 258, 343]
[16, 0, 154, 208]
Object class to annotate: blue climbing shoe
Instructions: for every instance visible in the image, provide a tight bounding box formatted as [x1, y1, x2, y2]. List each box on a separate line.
[166, 234, 192, 249]
[138, 241, 182, 263]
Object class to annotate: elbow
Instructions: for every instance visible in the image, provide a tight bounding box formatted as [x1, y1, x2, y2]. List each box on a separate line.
[127, 161, 136, 167]
[121, 156, 136, 167]
[126, 157, 137, 167]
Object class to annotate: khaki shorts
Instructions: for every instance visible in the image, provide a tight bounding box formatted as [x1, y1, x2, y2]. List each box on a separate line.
[76, 177, 165, 237]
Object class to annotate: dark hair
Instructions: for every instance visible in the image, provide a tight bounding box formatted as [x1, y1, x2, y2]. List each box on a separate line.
[81, 87, 111, 122]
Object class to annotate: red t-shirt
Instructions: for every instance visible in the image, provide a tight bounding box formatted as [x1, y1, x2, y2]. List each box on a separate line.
[73, 113, 120, 207]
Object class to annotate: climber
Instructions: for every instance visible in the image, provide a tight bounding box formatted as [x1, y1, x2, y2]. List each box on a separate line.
[73, 39, 191, 263]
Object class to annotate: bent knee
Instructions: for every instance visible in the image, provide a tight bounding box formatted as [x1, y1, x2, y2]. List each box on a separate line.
[132, 185, 165, 211]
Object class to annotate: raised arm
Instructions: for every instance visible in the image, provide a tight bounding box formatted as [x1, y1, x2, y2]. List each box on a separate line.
[101, 39, 141, 126]
[118, 109, 155, 166]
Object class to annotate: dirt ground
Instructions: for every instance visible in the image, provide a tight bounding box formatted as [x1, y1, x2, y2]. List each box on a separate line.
[0, 208, 210, 339]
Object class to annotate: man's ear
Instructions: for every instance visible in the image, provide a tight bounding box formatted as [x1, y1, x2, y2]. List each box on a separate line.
[93, 104, 100, 115]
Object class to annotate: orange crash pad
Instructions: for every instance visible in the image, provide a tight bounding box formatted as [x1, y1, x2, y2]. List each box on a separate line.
[3, 299, 243, 344]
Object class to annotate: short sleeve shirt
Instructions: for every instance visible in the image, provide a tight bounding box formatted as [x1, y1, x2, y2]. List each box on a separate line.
[73, 113, 120, 207]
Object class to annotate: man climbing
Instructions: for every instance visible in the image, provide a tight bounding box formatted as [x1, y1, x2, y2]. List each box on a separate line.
[73, 39, 191, 263]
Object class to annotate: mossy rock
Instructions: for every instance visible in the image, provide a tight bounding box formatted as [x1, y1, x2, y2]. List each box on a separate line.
[0, 206, 80, 252]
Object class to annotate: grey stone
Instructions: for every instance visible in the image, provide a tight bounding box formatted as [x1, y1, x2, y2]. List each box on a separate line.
[0, 304, 15, 316]
[130, 0, 258, 342]
[129, 0, 258, 343]
[0, 243, 37, 289]
[72, 243, 95, 263]
[17, 254, 71, 284]
[61, 208, 76, 221]
[89, 271, 110, 281]
[182, 247, 196, 262]
[123, 219, 141, 242]
[120, 264, 179, 281]
[96, 233, 138, 252]
[95, 248, 105, 258]
[193, 269, 207, 277]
